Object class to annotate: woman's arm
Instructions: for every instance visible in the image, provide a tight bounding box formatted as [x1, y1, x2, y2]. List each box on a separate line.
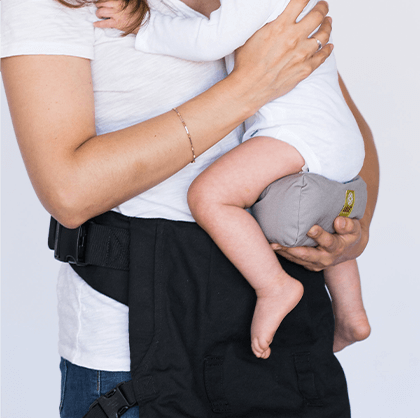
[2, 0, 332, 229]
[273, 73, 379, 270]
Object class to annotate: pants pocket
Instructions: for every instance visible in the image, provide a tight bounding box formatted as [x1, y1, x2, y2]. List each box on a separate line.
[203, 356, 231, 414]
[293, 352, 323, 407]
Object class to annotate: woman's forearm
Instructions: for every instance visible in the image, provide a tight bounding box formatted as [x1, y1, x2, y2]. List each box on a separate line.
[338, 74, 379, 238]
[2, 56, 258, 228]
[72, 74, 259, 218]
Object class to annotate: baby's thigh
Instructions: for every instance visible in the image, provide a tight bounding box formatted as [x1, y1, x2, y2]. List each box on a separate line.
[190, 136, 305, 209]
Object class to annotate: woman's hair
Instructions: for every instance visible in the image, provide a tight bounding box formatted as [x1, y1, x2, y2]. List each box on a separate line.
[56, 0, 150, 36]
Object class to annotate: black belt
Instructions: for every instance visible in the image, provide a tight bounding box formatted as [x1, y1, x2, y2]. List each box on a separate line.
[49, 215, 140, 417]
[49, 213, 161, 417]
[48, 216, 130, 270]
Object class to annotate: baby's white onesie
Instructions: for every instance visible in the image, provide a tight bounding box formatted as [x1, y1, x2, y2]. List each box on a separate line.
[135, 0, 365, 182]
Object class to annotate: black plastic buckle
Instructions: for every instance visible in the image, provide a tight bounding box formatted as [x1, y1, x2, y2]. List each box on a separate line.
[88, 383, 136, 418]
[53, 220, 88, 266]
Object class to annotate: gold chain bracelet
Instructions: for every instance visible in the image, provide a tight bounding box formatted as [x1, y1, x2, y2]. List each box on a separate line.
[173, 107, 196, 163]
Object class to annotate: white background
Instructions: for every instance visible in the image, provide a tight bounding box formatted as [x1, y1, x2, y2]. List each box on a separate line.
[2, 0, 420, 416]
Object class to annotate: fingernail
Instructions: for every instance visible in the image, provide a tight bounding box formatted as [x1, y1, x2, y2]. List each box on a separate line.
[337, 217, 346, 229]
[328, 16, 333, 23]
[307, 229, 316, 237]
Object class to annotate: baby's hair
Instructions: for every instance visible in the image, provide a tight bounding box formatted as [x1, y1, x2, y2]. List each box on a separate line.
[56, 0, 150, 36]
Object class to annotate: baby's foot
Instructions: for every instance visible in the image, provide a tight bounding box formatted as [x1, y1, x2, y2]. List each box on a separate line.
[251, 275, 304, 359]
[333, 309, 371, 353]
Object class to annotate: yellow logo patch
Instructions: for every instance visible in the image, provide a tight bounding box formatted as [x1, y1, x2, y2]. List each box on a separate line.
[339, 190, 355, 217]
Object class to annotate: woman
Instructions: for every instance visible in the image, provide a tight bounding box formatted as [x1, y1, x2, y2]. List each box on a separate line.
[1, 0, 379, 417]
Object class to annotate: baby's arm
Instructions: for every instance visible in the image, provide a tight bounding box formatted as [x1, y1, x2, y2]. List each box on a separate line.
[134, 0, 291, 61]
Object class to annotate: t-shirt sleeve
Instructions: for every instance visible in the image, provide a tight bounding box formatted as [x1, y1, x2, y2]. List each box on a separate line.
[1, 0, 95, 60]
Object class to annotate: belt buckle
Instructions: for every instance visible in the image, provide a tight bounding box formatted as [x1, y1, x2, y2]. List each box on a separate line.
[53, 222, 88, 266]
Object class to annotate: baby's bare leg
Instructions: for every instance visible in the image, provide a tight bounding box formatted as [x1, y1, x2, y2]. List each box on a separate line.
[324, 260, 371, 352]
[188, 136, 304, 358]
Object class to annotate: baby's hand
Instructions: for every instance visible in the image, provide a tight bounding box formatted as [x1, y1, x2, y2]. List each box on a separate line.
[94, 0, 141, 34]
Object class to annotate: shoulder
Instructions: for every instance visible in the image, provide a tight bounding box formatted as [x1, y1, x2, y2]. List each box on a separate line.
[1, 0, 96, 59]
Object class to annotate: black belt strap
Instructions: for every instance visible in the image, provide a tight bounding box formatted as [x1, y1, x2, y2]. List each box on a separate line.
[48, 217, 129, 270]
[83, 381, 137, 418]
[49, 215, 156, 417]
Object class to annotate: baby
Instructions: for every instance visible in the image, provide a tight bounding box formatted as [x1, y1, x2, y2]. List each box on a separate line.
[94, 0, 371, 358]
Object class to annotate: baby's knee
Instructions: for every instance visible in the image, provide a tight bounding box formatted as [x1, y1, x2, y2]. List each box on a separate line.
[187, 178, 199, 212]
[187, 177, 213, 223]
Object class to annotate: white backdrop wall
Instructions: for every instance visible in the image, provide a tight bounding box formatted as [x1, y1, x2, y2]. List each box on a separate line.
[2, 0, 420, 416]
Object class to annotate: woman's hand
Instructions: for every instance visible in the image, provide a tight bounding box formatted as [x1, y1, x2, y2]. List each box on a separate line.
[271, 217, 369, 272]
[233, 0, 333, 109]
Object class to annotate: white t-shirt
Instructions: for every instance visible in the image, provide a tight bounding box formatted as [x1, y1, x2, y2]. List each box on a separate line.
[2, 0, 243, 371]
[135, 0, 365, 182]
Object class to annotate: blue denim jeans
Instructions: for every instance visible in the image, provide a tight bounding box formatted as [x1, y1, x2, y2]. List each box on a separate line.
[60, 358, 139, 418]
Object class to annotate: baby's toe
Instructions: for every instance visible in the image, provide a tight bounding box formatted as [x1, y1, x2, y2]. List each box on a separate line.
[260, 347, 271, 359]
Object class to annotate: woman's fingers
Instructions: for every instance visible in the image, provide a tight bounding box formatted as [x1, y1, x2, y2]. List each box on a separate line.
[298, 1, 329, 36]
[309, 43, 334, 71]
[310, 16, 332, 49]
[275, 245, 338, 271]
[307, 226, 340, 251]
[233, 0, 334, 108]
[305, 16, 334, 69]
[274, 246, 327, 272]
[268, 0, 332, 60]
[310, 217, 361, 250]
[271, 219, 363, 271]
[334, 216, 360, 235]
[282, 0, 312, 22]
